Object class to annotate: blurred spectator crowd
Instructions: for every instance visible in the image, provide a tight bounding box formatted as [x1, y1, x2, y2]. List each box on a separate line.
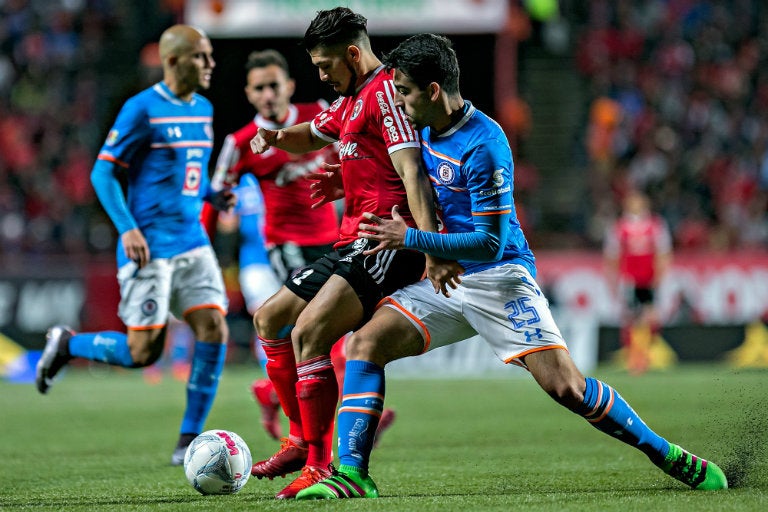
[0, 0, 177, 257]
[577, 0, 768, 250]
[0, 0, 765, 257]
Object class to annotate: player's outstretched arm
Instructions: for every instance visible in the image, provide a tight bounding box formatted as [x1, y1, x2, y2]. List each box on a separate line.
[250, 122, 326, 155]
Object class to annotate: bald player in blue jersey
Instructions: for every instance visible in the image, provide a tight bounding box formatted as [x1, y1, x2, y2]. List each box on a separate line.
[297, 34, 727, 500]
[36, 24, 236, 465]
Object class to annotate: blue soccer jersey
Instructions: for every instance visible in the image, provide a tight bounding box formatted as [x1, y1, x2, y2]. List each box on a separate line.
[95, 82, 214, 266]
[411, 102, 536, 276]
[233, 173, 270, 268]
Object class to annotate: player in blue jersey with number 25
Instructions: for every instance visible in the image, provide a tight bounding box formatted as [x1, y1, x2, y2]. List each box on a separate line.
[297, 33, 727, 499]
[36, 24, 236, 466]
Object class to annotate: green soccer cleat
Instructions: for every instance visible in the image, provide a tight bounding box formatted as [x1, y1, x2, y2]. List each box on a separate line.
[658, 443, 728, 490]
[295, 464, 379, 500]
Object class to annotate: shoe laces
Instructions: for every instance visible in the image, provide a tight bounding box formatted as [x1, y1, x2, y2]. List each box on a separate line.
[296, 465, 329, 485]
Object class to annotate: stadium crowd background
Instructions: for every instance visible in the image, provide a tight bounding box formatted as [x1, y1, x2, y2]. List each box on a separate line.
[0, 0, 765, 258]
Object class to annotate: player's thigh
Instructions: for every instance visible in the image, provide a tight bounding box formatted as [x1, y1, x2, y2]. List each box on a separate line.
[294, 274, 364, 358]
[117, 258, 172, 335]
[382, 279, 476, 353]
[169, 246, 228, 319]
[346, 306, 424, 367]
[463, 265, 567, 366]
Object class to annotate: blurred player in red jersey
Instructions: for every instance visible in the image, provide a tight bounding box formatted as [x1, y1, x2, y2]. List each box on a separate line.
[202, 49, 337, 441]
[604, 189, 673, 374]
[247, 7, 459, 499]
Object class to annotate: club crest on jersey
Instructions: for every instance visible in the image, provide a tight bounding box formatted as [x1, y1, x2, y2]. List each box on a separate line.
[141, 299, 158, 316]
[106, 129, 119, 146]
[351, 99, 364, 120]
[183, 162, 202, 196]
[437, 161, 455, 184]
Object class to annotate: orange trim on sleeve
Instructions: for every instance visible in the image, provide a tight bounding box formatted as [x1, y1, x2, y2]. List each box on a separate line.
[97, 154, 130, 168]
[473, 209, 512, 216]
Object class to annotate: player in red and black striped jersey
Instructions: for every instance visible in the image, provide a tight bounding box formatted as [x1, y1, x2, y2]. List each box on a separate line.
[246, 8, 460, 500]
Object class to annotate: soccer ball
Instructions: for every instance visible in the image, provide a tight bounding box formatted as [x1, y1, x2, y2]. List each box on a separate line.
[183, 430, 252, 495]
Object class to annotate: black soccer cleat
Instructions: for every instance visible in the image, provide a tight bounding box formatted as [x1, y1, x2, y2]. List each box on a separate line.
[36, 325, 74, 394]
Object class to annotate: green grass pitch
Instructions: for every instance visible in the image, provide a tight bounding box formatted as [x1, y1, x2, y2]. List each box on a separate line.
[1, 363, 766, 511]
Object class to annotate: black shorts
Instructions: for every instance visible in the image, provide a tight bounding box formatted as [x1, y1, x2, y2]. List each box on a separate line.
[269, 242, 335, 281]
[628, 286, 654, 307]
[285, 237, 426, 322]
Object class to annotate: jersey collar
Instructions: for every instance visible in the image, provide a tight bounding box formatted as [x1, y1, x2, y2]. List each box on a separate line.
[255, 104, 298, 129]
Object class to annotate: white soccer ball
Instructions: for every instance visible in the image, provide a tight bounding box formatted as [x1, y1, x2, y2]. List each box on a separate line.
[183, 430, 252, 495]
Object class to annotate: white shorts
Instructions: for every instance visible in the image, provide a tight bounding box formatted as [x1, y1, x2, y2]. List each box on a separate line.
[383, 264, 567, 367]
[239, 263, 281, 314]
[117, 245, 227, 329]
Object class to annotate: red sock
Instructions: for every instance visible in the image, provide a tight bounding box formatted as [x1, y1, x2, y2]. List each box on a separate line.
[260, 336, 302, 440]
[296, 355, 338, 468]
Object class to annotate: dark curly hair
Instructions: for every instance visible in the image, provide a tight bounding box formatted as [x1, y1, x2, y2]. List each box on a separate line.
[382, 33, 460, 95]
[302, 6, 369, 52]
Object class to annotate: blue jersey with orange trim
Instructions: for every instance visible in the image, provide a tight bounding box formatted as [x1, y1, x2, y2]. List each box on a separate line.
[419, 102, 535, 276]
[233, 173, 271, 268]
[96, 82, 214, 266]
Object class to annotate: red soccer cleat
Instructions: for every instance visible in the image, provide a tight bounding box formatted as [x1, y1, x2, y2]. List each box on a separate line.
[251, 378, 282, 440]
[276, 465, 331, 499]
[251, 437, 308, 479]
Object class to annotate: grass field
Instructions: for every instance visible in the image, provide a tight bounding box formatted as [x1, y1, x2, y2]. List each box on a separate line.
[1, 363, 766, 511]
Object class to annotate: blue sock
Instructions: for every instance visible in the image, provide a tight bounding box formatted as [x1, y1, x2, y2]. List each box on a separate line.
[68, 332, 134, 367]
[180, 341, 227, 435]
[579, 377, 669, 463]
[337, 360, 385, 471]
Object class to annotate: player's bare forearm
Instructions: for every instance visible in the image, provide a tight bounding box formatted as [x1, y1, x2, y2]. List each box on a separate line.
[250, 122, 327, 155]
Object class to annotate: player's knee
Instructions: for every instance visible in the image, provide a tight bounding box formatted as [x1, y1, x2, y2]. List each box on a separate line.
[128, 339, 164, 367]
[190, 311, 228, 342]
[344, 331, 381, 363]
[292, 321, 333, 360]
[253, 301, 286, 339]
[544, 379, 584, 411]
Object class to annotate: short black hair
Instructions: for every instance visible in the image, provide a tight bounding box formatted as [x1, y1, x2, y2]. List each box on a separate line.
[302, 6, 368, 52]
[245, 49, 289, 75]
[383, 33, 460, 95]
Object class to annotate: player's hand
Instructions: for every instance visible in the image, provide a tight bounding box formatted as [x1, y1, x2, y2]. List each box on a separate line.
[209, 188, 237, 212]
[121, 228, 151, 268]
[250, 127, 278, 154]
[359, 205, 408, 255]
[425, 256, 464, 297]
[307, 162, 344, 208]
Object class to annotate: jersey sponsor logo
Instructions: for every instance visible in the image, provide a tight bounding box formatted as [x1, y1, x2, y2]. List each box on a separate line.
[315, 112, 332, 130]
[187, 148, 204, 160]
[204, 123, 213, 140]
[351, 99, 364, 120]
[338, 141, 359, 159]
[388, 124, 400, 142]
[183, 162, 202, 196]
[478, 184, 511, 197]
[437, 161, 455, 184]
[106, 129, 119, 146]
[492, 169, 504, 187]
[141, 298, 158, 316]
[375, 91, 390, 115]
[329, 97, 343, 112]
